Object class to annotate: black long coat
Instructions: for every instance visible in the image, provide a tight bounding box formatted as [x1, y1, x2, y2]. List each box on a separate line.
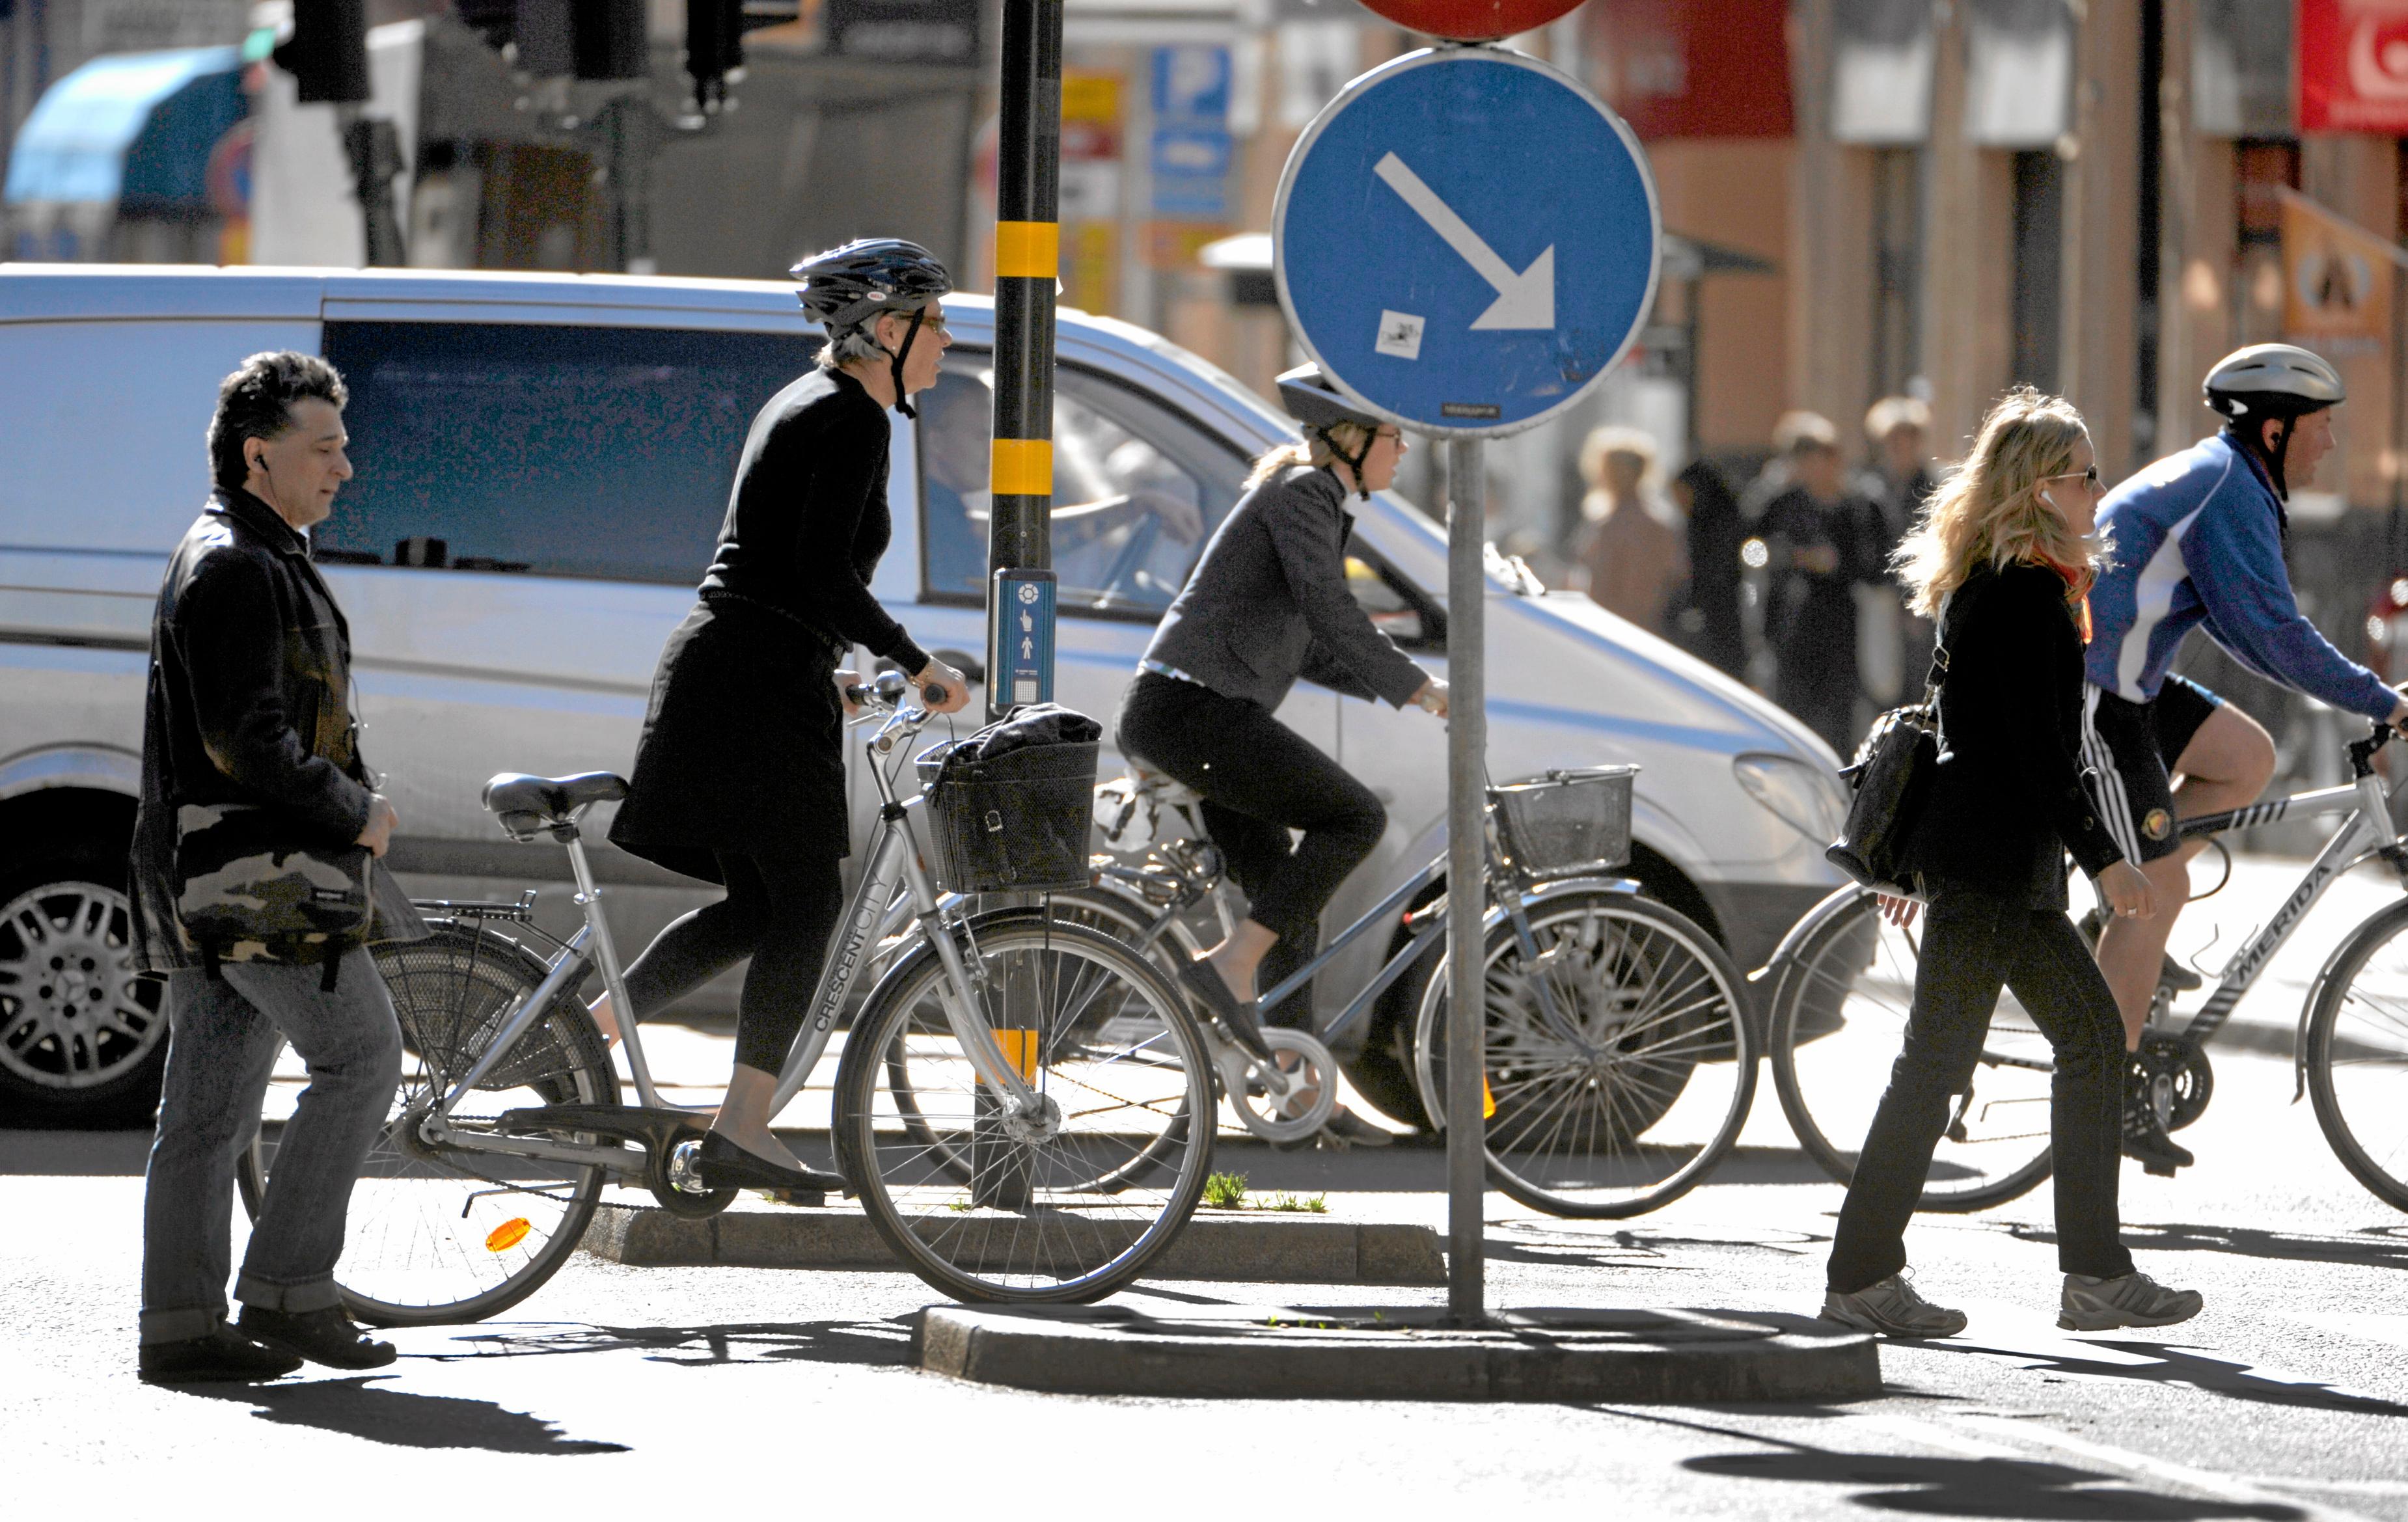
[609, 368, 929, 880]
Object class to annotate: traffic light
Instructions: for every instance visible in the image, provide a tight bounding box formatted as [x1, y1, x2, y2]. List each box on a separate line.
[573, 0, 649, 81]
[271, 0, 370, 104]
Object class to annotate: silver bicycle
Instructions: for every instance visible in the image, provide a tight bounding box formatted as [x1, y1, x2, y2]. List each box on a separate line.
[1761, 720, 2408, 1213]
[239, 673, 1216, 1320]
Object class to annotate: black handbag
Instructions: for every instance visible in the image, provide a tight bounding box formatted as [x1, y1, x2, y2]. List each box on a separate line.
[1825, 642, 1949, 898]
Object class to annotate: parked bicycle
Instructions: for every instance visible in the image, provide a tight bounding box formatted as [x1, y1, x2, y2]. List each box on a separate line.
[239, 673, 1216, 1322]
[1071, 761, 1757, 1216]
[1760, 720, 2408, 1213]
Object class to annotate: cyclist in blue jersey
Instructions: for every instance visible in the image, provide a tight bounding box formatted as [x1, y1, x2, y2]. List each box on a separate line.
[2084, 344, 2407, 1173]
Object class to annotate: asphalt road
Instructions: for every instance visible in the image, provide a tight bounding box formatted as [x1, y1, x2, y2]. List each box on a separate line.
[7, 857, 2408, 1518]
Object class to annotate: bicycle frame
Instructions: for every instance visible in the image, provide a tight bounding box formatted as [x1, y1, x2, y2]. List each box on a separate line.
[419, 690, 1043, 1170]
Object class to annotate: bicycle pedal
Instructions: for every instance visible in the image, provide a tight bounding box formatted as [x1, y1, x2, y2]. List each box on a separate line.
[2142, 1162, 2177, 1179]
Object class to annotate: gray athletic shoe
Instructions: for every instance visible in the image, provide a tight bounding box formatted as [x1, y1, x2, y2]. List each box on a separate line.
[1822, 1271, 1969, 1339]
[2058, 1271, 2203, 1331]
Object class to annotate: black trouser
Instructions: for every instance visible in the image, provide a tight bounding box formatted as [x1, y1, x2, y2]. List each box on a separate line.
[618, 850, 843, 1074]
[1117, 674, 1386, 1027]
[1826, 889, 2135, 1294]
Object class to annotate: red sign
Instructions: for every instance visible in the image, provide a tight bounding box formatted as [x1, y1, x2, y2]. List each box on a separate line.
[1350, 0, 1583, 44]
[1582, 0, 1791, 139]
[2299, 0, 2408, 133]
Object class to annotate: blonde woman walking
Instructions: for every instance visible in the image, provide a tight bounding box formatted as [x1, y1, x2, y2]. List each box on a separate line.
[1820, 389, 2204, 1339]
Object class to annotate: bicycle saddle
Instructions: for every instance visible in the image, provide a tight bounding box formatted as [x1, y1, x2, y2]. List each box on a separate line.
[482, 771, 629, 839]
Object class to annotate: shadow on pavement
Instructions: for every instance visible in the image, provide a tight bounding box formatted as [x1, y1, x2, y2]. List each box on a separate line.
[1685, 1445, 2301, 1519]
[2004, 1221, 2408, 1273]
[1922, 1339, 2408, 1420]
[433, 1318, 914, 1368]
[184, 1376, 628, 1454]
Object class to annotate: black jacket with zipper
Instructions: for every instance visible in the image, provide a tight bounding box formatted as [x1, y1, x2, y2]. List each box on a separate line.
[130, 488, 419, 972]
[1905, 559, 2125, 909]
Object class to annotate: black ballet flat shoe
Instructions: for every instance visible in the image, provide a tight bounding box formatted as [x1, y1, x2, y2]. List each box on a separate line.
[1177, 957, 1272, 1061]
[692, 1132, 847, 1194]
[236, 1306, 396, 1371]
[138, 1326, 303, 1385]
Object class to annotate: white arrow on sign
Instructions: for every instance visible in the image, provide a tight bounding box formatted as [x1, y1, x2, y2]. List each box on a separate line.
[1373, 152, 1555, 331]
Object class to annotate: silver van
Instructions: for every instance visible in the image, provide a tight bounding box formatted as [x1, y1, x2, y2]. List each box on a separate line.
[0, 264, 1845, 1125]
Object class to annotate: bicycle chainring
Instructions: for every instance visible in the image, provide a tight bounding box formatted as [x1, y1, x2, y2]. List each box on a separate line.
[2135, 1033, 2213, 1133]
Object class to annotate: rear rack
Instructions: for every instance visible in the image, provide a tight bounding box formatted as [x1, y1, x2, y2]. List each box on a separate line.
[407, 890, 539, 923]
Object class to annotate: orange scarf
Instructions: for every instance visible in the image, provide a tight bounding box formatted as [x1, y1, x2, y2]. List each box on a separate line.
[2038, 556, 2094, 644]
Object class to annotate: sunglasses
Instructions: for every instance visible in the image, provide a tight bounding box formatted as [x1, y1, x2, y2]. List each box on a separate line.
[2042, 465, 2101, 488]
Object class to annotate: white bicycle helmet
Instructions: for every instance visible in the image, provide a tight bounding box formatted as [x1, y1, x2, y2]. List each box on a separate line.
[2203, 343, 2344, 500]
[1276, 363, 1386, 500]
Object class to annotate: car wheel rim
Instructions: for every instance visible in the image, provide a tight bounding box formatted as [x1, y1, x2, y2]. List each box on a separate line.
[0, 881, 165, 1091]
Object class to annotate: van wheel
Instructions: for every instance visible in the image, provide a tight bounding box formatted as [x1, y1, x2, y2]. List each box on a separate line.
[0, 847, 169, 1128]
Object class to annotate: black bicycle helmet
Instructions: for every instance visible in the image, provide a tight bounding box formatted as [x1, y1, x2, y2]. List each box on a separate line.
[2204, 342, 2345, 501]
[790, 238, 952, 418]
[1276, 363, 1386, 500]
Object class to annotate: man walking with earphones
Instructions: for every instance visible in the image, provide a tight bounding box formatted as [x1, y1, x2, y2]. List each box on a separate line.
[131, 351, 420, 1383]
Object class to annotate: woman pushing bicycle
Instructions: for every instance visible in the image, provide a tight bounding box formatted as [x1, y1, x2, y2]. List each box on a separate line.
[593, 239, 970, 1196]
[1117, 364, 1447, 1148]
[1820, 388, 2202, 1340]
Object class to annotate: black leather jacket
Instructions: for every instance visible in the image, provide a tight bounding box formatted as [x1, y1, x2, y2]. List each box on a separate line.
[130, 489, 410, 971]
[1138, 464, 1426, 711]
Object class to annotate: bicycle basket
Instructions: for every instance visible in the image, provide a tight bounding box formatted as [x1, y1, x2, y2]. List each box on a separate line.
[916, 735, 1101, 894]
[1490, 765, 1637, 878]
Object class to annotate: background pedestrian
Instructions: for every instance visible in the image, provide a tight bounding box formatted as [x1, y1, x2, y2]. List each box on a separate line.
[1757, 413, 1893, 755]
[1573, 425, 1688, 634]
[1673, 458, 1748, 679]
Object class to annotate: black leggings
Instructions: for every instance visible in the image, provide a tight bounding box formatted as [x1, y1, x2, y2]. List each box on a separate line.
[618, 851, 843, 1074]
[1826, 890, 2135, 1293]
[1117, 674, 1386, 1024]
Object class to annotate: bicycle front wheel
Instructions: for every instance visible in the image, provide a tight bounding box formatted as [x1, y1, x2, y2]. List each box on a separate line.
[834, 915, 1216, 1303]
[1413, 890, 1755, 1217]
[1768, 887, 2053, 1212]
[2306, 898, 2408, 1212]
[239, 921, 614, 1325]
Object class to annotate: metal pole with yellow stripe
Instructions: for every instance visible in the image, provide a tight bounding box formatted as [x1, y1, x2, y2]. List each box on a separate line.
[985, 0, 1065, 722]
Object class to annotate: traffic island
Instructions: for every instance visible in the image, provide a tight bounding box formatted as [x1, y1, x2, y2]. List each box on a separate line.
[915, 1303, 1879, 1402]
[581, 1202, 1447, 1284]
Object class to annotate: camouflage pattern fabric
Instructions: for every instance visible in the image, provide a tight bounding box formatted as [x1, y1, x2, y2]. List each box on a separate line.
[173, 803, 371, 962]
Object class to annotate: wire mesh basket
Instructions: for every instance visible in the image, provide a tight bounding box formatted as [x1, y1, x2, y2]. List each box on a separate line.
[1489, 765, 1637, 878]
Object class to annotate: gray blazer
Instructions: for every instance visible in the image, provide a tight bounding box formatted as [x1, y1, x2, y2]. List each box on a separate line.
[1139, 464, 1429, 712]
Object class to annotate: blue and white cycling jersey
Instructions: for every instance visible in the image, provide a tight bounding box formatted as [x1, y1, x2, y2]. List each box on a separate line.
[2085, 430, 2394, 722]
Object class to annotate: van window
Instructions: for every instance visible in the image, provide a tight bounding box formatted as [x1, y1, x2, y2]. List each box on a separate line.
[316, 322, 819, 582]
[1346, 547, 1444, 651]
[919, 360, 1249, 616]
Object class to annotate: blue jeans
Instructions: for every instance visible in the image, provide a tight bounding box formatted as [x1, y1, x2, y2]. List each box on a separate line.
[139, 949, 402, 1344]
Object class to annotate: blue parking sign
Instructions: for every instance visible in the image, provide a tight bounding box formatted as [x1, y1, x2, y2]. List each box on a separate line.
[1274, 48, 1660, 437]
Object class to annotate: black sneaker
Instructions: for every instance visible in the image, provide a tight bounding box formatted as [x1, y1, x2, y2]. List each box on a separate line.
[2122, 1076, 2195, 1176]
[2076, 908, 2202, 993]
[237, 1305, 398, 1370]
[138, 1326, 303, 1385]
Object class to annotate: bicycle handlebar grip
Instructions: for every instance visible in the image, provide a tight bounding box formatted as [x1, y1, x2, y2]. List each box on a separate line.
[920, 681, 949, 707]
[842, 684, 872, 706]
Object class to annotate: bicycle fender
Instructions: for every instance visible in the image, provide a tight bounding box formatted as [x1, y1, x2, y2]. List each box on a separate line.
[1749, 882, 1872, 985]
[1480, 876, 1642, 938]
[2292, 896, 2408, 1102]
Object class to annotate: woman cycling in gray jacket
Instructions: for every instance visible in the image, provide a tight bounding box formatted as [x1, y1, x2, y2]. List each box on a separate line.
[1117, 366, 1447, 1146]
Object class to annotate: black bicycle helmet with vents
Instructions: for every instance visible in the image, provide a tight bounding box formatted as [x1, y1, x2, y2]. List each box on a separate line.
[790, 238, 951, 418]
[1276, 363, 1386, 500]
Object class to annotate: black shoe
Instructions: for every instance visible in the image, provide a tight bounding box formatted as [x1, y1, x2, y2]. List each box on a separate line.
[236, 1306, 396, 1370]
[138, 1326, 303, 1385]
[2077, 909, 2202, 993]
[2122, 1078, 2195, 1177]
[1177, 957, 1272, 1060]
[692, 1132, 847, 1194]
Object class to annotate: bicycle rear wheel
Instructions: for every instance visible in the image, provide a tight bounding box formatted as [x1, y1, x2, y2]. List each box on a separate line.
[834, 915, 1214, 1303]
[1768, 888, 2053, 1212]
[2305, 898, 2408, 1212]
[1412, 890, 1755, 1217]
[238, 920, 614, 1325]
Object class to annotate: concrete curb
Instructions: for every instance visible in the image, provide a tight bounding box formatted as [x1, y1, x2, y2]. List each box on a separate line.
[916, 1303, 1881, 1402]
[581, 1203, 1447, 1284]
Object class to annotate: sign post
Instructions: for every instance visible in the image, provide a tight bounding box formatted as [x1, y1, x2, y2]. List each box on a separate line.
[1273, 44, 1658, 1322]
[987, 0, 1065, 721]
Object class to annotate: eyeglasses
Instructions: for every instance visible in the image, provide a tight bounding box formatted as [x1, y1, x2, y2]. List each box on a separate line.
[912, 310, 950, 334]
[2042, 465, 2101, 488]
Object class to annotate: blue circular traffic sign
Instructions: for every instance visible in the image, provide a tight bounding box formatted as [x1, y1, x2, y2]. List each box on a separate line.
[1274, 48, 1660, 437]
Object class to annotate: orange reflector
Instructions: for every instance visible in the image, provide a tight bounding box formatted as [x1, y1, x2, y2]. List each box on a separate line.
[1482, 1073, 1496, 1120]
[994, 1029, 1040, 1082]
[485, 1217, 532, 1253]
